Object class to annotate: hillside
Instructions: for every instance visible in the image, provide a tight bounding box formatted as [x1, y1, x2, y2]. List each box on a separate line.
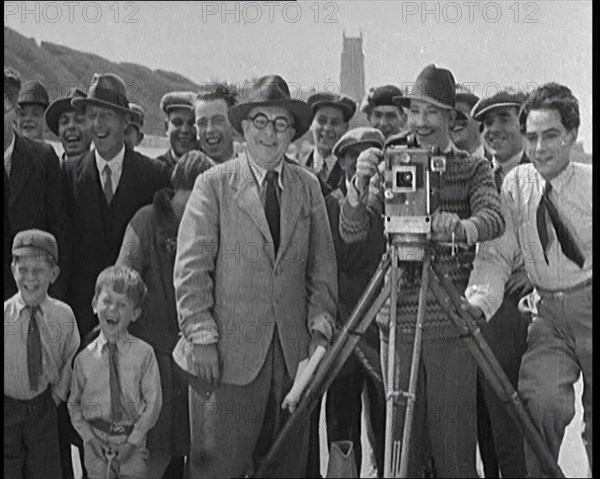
[4, 26, 201, 136]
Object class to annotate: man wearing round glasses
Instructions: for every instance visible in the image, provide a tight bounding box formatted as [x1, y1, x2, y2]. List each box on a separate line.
[173, 75, 337, 478]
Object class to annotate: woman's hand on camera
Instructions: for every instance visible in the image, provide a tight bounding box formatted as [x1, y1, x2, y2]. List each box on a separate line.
[431, 210, 466, 242]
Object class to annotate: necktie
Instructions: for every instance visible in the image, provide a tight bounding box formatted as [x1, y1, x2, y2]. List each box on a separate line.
[265, 170, 280, 254]
[107, 342, 123, 423]
[318, 161, 329, 183]
[536, 182, 585, 268]
[27, 306, 43, 391]
[103, 164, 114, 204]
[493, 166, 504, 193]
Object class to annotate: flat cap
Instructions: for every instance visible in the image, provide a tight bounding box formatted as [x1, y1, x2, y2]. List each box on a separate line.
[18, 80, 49, 108]
[171, 150, 216, 191]
[360, 85, 403, 113]
[12, 229, 59, 263]
[128, 102, 145, 127]
[160, 91, 196, 115]
[333, 127, 385, 158]
[307, 92, 357, 122]
[471, 90, 528, 121]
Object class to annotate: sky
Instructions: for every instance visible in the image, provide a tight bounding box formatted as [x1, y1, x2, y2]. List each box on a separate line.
[5, 0, 593, 151]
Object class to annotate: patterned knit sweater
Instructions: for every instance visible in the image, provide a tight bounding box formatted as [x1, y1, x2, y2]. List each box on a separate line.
[339, 148, 505, 339]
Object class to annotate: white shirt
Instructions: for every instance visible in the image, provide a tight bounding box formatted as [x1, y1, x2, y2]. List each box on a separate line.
[472, 143, 486, 159]
[95, 145, 125, 193]
[246, 153, 285, 192]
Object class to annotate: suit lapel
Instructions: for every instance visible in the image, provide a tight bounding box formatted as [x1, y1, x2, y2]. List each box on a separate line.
[277, 159, 304, 266]
[8, 134, 33, 209]
[232, 155, 275, 261]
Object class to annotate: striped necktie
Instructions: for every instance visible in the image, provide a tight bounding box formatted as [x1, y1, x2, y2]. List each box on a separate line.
[103, 164, 114, 204]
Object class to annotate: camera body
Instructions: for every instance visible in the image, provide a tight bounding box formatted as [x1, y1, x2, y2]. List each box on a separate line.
[382, 142, 447, 258]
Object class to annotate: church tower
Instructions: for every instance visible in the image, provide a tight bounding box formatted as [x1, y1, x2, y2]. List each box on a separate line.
[340, 32, 365, 105]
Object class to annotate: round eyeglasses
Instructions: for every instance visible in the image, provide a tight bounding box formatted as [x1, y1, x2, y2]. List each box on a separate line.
[246, 113, 293, 133]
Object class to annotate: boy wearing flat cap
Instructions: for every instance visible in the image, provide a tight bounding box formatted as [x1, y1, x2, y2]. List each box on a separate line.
[4, 229, 80, 479]
[156, 91, 199, 172]
[360, 84, 408, 139]
[17, 80, 49, 141]
[304, 92, 356, 196]
[62, 72, 171, 341]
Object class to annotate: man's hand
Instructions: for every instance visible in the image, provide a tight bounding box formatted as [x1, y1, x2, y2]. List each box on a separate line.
[506, 269, 533, 298]
[87, 436, 105, 459]
[431, 211, 466, 242]
[308, 331, 329, 358]
[116, 441, 137, 464]
[449, 297, 486, 326]
[355, 147, 383, 194]
[191, 344, 220, 385]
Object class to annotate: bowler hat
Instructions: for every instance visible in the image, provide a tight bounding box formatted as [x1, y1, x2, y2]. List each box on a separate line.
[12, 229, 59, 263]
[307, 92, 357, 122]
[229, 75, 312, 141]
[333, 127, 385, 158]
[72, 73, 132, 116]
[128, 102, 145, 128]
[18, 81, 49, 108]
[393, 64, 467, 121]
[45, 88, 87, 136]
[471, 90, 527, 122]
[360, 85, 403, 113]
[160, 91, 196, 115]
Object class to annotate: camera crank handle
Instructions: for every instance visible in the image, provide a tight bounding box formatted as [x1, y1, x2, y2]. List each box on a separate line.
[451, 232, 458, 257]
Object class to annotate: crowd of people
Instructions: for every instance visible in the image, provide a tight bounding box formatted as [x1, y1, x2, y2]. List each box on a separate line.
[3, 62, 592, 479]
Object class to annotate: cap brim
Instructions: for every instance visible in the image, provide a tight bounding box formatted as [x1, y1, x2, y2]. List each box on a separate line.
[393, 95, 467, 121]
[164, 104, 195, 114]
[72, 97, 132, 116]
[334, 138, 383, 158]
[472, 102, 521, 122]
[12, 246, 57, 262]
[45, 98, 75, 136]
[229, 99, 313, 141]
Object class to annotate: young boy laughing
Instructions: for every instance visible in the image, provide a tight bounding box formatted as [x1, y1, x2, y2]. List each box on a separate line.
[4, 229, 80, 478]
[68, 265, 162, 479]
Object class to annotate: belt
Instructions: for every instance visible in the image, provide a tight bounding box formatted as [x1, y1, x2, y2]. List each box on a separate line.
[90, 419, 134, 436]
[536, 277, 592, 299]
[4, 388, 51, 413]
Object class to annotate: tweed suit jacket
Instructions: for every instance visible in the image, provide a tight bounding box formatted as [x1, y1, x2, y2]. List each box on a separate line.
[173, 153, 338, 386]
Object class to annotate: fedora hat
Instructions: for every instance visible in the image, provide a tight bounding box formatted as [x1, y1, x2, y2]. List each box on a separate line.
[45, 88, 87, 136]
[307, 92, 357, 122]
[18, 80, 50, 108]
[229, 75, 312, 141]
[393, 64, 467, 121]
[71, 73, 132, 116]
[128, 102, 145, 128]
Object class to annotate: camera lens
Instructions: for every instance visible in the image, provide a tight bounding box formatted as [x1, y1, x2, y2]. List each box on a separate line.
[396, 171, 413, 188]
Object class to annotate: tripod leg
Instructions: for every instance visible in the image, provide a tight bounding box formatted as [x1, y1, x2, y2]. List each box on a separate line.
[397, 253, 431, 478]
[254, 256, 393, 478]
[427, 265, 565, 478]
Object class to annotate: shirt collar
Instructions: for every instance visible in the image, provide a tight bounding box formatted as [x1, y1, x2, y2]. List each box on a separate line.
[545, 161, 574, 195]
[170, 148, 181, 162]
[246, 152, 285, 190]
[96, 330, 131, 350]
[472, 143, 486, 158]
[493, 150, 523, 173]
[95, 145, 126, 173]
[314, 149, 336, 167]
[4, 131, 16, 162]
[13, 292, 49, 317]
